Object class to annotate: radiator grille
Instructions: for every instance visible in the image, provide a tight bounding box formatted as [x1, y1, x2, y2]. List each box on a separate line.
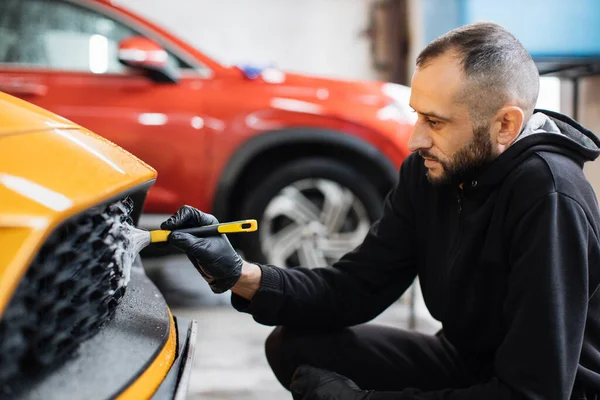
[0, 197, 135, 387]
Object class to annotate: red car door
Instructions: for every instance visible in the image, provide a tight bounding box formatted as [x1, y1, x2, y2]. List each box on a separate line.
[0, 0, 212, 214]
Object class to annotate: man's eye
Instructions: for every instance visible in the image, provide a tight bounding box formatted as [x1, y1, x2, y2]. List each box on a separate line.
[427, 119, 439, 128]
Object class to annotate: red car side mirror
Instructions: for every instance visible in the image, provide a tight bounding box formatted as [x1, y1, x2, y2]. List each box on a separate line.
[117, 36, 179, 83]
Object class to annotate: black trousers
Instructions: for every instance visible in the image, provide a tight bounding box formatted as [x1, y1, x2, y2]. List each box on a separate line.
[265, 324, 599, 399]
[264, 323, 476, 393]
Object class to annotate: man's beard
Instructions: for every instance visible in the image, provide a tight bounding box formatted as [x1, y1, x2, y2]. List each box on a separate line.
[421, 124, 497, 185]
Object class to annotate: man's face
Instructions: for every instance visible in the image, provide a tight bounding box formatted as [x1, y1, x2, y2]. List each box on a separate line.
[408, 52, 498, 185]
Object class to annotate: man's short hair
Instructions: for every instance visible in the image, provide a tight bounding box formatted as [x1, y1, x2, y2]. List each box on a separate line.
[416, 22, 540, 127]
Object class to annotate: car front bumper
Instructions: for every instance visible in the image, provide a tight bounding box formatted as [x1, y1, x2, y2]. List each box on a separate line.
[8, 263, 196, 400]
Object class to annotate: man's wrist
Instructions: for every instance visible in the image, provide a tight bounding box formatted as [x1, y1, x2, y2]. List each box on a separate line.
[231, 260, 262, 300]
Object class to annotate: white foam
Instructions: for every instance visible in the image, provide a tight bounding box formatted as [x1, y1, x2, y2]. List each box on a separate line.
[104, 214, 134, 290]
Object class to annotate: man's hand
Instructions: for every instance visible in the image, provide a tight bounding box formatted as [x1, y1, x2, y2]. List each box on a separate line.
[161, 205, 243, 294]
[290, 365, 373, 400]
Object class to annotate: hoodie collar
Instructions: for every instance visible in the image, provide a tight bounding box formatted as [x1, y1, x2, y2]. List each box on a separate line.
[460, 109, 600, 193]
[517, 110, 600, 151]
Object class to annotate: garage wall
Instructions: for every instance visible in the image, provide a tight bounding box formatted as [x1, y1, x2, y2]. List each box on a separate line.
[578, 76, 600, 202]
[115, 0, 379, 81]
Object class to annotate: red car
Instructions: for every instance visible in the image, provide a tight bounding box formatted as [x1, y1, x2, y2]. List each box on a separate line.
[0, 0, 415, 269]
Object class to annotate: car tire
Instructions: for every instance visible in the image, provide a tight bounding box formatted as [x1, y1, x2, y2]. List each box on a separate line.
[238, 157, 384, 269]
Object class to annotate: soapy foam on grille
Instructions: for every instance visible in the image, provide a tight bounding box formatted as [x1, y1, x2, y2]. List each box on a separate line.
[121, 225, 151, 283]
[102, 199, 150, 290]
[110, 224, 132, 289]
[116, 222, 151, 288]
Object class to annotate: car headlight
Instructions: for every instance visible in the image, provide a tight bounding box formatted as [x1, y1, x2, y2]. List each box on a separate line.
[379, 83, 417, 124]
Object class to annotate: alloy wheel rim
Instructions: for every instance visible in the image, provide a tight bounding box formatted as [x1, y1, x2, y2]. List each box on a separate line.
[259, 178, 371, 268]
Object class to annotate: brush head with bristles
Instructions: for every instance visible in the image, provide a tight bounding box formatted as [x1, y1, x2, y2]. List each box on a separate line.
[122, 223, 152, 257]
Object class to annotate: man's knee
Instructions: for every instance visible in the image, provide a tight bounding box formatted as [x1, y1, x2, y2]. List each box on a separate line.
[264, 326, 307, 389]
[265, 326, 285, 367]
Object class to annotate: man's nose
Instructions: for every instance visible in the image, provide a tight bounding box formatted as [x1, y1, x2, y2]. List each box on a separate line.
[408, 126, 433, 153]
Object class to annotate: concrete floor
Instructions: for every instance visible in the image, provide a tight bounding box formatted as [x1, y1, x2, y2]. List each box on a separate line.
[145, 255, 442, 399]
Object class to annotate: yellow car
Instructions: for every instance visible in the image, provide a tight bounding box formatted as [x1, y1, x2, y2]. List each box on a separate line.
[0, 92, 197, 399]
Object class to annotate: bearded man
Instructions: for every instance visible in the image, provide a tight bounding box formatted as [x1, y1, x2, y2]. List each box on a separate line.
[162, 22, 600, 399]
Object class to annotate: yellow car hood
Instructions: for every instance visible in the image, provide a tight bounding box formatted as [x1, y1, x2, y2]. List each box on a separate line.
[0, 90, 78, 136]
[0, 92, 157, 313]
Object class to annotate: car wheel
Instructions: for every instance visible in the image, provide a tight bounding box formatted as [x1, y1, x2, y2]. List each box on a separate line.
[239, 157, 384, 269]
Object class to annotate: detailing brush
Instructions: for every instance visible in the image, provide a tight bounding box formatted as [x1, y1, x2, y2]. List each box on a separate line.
[125, 219, 258, 256]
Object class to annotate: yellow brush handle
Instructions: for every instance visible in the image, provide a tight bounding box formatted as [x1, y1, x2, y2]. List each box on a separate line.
[149, 219, 258, 243]
[216, 219, 258, 233]
[149, 230, 170, 243]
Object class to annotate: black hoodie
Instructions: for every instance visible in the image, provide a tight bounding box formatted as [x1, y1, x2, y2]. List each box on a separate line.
[232, 110, 600, 399]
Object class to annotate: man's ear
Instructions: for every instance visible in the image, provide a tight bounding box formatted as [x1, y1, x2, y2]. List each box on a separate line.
[495, 106, 525, 146]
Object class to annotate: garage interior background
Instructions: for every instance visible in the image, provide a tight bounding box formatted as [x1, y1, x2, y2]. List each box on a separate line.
[117, 0, 594, 149]
[113, 0, 600, 328]
[116, 0, 569, 95]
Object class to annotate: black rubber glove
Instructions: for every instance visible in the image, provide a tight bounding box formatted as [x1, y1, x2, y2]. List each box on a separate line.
[290, 365, 373, 400]
[161, 205, 243, 294]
